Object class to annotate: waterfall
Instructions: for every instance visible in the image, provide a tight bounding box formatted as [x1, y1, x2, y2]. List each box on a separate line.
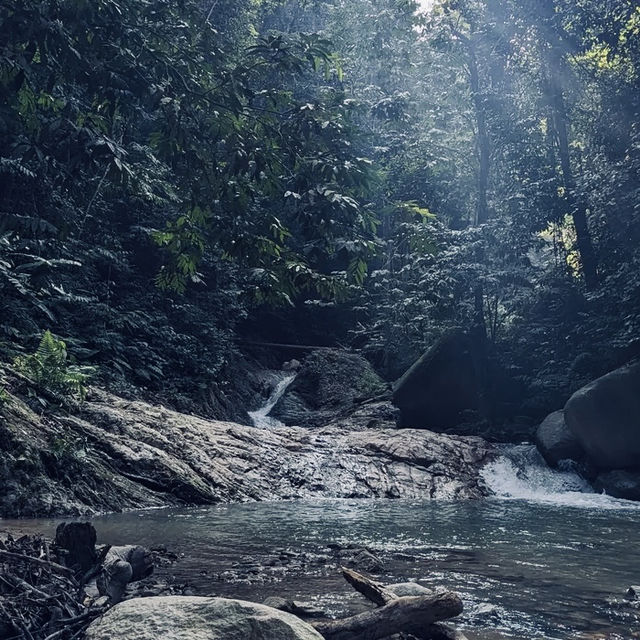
[482, 444, 590, 499]
[249, 373, 295, 429]
[482, 444, 640, 508]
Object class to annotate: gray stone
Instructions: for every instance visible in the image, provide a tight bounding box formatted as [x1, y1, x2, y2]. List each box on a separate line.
[282, 359, 301, 372]
[535, 410, 584, 468]
[84, 596, 324, 640]
[594, 470, 640, 501]
[626, 585, 640, 600]
[565, 362, 640, 470]
[261, 597, 325, 618]
[392, 332, 482, 430]
[97, 545, 154, 603]
[349, 549, 384, 573]
[388, 582, 434, 597]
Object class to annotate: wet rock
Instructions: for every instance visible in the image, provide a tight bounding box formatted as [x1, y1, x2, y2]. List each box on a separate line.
[594, 470, 640, 501]
[392, 332, 483, 430]
[325, 544, 385, 573]
[325, 401, 400, 431]
[388, 582, 434, 597]
[469, 602, 501, 624]
[625, 585, 640, 600]
[270, 349, 387, 428]
[84, 596, 324, 640]
[0, 388, 492, 517]
[535, 410, 584, 468]
[262, 596, 326, 618]
[565, 361, 640, 470]
[345, 549, 384, 573]
[97, 545, 155, 603]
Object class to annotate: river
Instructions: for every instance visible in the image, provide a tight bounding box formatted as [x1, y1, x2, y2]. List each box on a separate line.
[2, 444, 640, 640]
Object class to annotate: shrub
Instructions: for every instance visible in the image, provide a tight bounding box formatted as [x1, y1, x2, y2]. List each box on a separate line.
[14, 331, 94, 401]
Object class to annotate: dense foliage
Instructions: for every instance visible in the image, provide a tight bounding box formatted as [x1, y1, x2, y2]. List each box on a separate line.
[1, 0, 639, 425]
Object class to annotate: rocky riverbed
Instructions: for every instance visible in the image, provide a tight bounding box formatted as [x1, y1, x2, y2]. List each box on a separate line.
[0, 388, 491, 517]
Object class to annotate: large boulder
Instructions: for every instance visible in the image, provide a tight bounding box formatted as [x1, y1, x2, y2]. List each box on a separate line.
[85, 596, 324, 640]
[392, 332, 482, 430]
[564, 361, 640, 470]
[270, 349, 386, 428]
[535, 410, 584, 468]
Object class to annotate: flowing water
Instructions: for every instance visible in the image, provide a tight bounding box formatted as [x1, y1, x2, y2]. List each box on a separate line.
[3, 445, 640, 639]
[248, 372, 295, 429]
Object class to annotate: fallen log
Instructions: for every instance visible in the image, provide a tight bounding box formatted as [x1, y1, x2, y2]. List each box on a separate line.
[341, 567, 397, 606]
[336, 567, 469, 640]
[311, 592, 463, 640]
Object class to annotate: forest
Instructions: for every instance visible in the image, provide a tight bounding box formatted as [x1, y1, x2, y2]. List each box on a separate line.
[1, 1, 640, 639]
[1, 0, 638, 418]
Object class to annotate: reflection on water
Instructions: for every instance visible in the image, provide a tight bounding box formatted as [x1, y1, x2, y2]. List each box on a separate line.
[3, 497, 640, 639]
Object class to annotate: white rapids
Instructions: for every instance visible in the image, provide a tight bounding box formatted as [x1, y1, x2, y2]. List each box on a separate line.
[248, 373, 295, 429]
[481, 444, 640, 509]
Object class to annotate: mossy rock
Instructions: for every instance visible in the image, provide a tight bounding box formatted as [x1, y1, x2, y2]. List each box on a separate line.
[270, 349, 386, 428]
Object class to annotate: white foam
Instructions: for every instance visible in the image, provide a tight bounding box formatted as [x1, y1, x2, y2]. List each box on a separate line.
[481, 444, 640, 510]
[249, 373, 295, 429]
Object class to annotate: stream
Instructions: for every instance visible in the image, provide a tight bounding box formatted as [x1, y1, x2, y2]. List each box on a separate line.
[2, 445, 640, 639]
[2, 378, 639, 639]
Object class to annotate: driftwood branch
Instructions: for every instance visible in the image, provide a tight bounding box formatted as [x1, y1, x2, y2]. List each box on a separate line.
[341, 567, 396, 606]
[0, 550, 74, 577]
[311, 592, 463, 640]
[335, 567, 469, 640]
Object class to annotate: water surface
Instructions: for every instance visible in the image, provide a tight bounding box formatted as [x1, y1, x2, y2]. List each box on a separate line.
[3, 445, 640, 639]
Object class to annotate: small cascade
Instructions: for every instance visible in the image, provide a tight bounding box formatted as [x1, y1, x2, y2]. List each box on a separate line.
[481, 444, 602, 506]
[249, 372, 295, 429]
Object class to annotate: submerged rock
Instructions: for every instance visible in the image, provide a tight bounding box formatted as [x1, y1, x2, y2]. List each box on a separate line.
[84, 596, 324, 640]
[565, 361, 640, 470]
[594, 470, 640, 501]
[535, 410, 584, 468]
[626, 585, 640, 600]
[0, 388, 491, 516]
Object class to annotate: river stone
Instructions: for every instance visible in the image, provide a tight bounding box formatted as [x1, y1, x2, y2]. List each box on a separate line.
[97, 545, 154, 603]
[84, 596, 324, 640]
[626, 585, 640, 600]
[564, 362, 640, 470]
[392, 331, 482, 430]
[261, 597, 325, 618]
[388, 582, 434, 597]
[535, 410, 584, 468]
[594, 470, 640, 501]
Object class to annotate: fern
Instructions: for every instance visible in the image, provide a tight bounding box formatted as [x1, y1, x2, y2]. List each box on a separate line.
[14, 330, 94, 401]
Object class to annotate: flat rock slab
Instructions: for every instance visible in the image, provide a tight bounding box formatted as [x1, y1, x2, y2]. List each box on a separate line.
[0, 389, 492, 516]
[84, 596, 324, 640]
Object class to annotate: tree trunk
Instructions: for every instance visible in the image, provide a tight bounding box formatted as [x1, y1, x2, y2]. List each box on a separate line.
[328, 568, 468, 640]
[311, 592, 463, 640]
[538, 0, 598, 288]
[341, 567, 398, 606]
[467, 36, 490, 226]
